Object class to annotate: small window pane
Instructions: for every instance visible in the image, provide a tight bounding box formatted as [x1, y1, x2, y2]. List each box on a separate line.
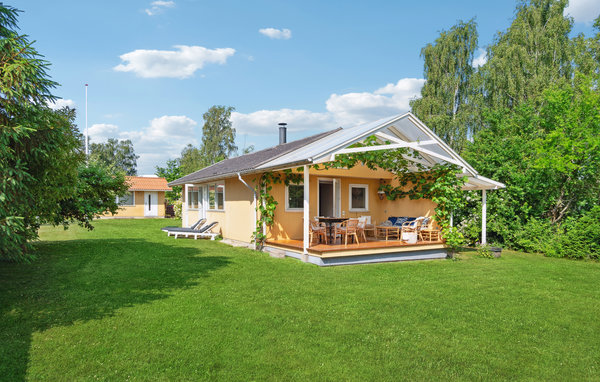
[208, 184, 216, 209]
[188, 187, 199, 209]
[118, 192, 134, 206]
[351, 187, 366, 209]
[216, 185, 224, 210]
[288, 184, 304, 209]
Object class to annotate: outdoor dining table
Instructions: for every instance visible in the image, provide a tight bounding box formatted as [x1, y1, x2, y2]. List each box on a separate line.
[317, 217, 348, 243]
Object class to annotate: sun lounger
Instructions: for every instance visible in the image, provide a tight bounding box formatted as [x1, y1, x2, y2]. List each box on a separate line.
[161, 218, 206, 232]
[165, 222, 219, 240]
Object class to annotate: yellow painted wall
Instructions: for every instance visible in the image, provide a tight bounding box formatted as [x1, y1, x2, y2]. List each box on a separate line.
[222, 176, 256, 242]
[183, 176, 257, 243]
[113, 191, 167, 218]
[267, 166, 436, 240]
[179, 165, 436, 242]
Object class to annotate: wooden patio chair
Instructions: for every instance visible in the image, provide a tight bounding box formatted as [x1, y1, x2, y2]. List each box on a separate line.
[338, 218, 360, 246]
[401, 217, 424, 243]
[359, 216, 375, 238]
[419, 218, 441, 242]
[309, 220, 327, 245]
[357, 217, 368, 242]
[332, 221, 345, 244]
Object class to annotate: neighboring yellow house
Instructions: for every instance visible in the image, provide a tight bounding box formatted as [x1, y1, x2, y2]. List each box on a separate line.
[169, 113, 504, 266]
[113, 176, 172, 218]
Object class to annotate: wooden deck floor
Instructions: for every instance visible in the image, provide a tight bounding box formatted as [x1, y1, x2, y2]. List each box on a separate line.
[266, 237, 445, 256]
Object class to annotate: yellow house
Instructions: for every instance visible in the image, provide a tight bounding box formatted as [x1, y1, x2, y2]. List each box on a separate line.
[113, 176, 172, 218]
[169, 113, 504, 266]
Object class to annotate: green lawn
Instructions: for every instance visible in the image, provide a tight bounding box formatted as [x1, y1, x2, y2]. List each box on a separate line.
[1, 220, 599, 381]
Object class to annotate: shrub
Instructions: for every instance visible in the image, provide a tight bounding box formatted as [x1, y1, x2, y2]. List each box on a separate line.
[476, 244, 494, 259]
[512, 218, 559, 254]
[172, 199, 182, 219]
[553, 207, 600, 260]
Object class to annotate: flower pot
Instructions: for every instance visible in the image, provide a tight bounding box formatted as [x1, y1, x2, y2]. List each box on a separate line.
[490, 247, 502, 258]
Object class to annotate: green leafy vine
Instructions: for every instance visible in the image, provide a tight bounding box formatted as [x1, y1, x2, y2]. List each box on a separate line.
[252, 168, 303, 250]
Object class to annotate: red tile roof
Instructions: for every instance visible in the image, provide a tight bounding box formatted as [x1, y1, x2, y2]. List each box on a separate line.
[126, 176, 172, 191]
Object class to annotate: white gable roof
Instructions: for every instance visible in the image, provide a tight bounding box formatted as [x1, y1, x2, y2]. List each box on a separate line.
[258, 112, 504, 191]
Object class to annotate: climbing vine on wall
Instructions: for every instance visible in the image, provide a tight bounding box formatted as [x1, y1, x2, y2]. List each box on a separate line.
[252, 168, 303, 250]
[252, 136, 467, 253]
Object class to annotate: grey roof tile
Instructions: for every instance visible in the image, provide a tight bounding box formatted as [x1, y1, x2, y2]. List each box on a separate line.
[169, 128, 341, 186]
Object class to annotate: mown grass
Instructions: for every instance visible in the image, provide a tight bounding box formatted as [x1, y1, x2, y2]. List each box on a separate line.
[1, 219, 599, 381]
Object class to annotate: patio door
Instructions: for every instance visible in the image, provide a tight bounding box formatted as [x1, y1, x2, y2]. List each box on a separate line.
[318, 178, 342, 217]
[333, 178, 341, 217]
[144, 191, 158, 217]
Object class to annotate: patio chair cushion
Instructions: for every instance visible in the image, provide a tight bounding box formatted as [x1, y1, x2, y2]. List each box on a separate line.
[388, 216, 416, 227]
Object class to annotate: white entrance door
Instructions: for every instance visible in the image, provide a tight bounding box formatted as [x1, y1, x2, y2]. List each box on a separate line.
[144, 191, 158, 217]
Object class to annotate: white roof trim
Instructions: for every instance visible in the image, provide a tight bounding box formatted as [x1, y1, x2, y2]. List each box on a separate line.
[254, 112, 504, 190]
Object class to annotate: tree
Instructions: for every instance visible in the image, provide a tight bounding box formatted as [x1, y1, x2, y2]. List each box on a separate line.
[479, 0, 573, 110]
[571, 15, 600, 81]
[155, 159, 183, 202]
[461, 74, 600, 246]
[54, 162, 130, 229]
[0, 5, 127, 261]
[179, 144, 203, 175]
[533, 74, 600, 222]
[410, 19, 479, 153]
[89, 138, 139, 175]
[199, 105, 237, 167]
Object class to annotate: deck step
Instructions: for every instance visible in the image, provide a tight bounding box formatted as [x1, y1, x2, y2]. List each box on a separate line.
[263, 246, 286, 259]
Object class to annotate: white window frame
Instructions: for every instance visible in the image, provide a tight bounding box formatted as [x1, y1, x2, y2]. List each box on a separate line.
[285, 182, 304, 212]
[207, 182, 225, 212]
[187, 186, 200, 210]
[349, 184, 369, 212]
[116, 192, 135, 207]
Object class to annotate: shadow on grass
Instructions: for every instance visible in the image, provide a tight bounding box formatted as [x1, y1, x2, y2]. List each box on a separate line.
[0, 238, 230, 381]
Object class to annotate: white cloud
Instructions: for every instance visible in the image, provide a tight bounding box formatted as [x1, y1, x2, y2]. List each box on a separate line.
[326, 78, 425, 125]
[121, 115, 199, 173]
[47, 98, 75, 110]
[472, 49, 487, 68]
[87, 123, 119, 143]
[231, 77, 425, 141]
[88, 116, 199, 175]
[565, 0, 600, 24]
[232, 109, 333, 136]
[114, 45, 235, 79]
[145, 0, 175, 16]
[259, 27, 292, 40]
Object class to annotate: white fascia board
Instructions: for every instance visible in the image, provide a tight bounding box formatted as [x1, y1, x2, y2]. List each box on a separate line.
[461, 174, 506, 190]
[333, 140, 463, 167]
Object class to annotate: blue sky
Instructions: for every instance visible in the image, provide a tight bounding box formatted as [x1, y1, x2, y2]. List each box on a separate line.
[13, 0, 600, 174]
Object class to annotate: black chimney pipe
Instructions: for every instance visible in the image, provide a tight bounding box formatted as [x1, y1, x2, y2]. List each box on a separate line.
[278, 123, 287, 145]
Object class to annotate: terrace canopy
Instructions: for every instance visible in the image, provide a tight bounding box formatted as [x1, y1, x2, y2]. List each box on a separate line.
[252, 113, 504, 259]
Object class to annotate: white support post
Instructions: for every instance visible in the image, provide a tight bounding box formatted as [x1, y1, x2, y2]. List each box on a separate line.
[481, 189, 487, 244]
[302, 165, 310, 262]
[183, 184, 190, 227]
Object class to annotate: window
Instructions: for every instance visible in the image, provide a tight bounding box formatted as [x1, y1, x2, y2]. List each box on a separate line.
[349, 184, 368, 212]
[286, 183, 304, 211]
[208, 182, 225, 211]
[116, 192, 134, 206]
[216, 184, 224, 210]
[187, 186, 199, 209]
